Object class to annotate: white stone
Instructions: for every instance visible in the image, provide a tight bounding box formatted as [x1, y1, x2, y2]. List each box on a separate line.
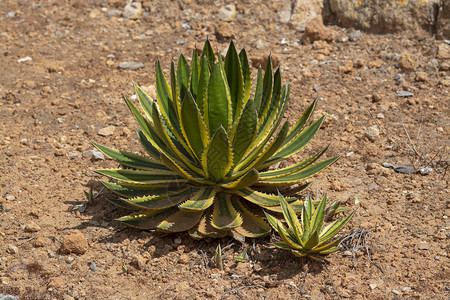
[218, 4, 236, 22]
[365, 125, 380, 142]
[98, 126, 115, 137]
[122, 1, 142, 19]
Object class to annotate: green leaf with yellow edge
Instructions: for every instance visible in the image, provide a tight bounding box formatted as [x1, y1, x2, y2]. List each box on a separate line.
[118, 207, 177, 229]
[106, 197, 138, 210]
[278, 192, 303, 238]
[196, 56, 210, 116]
[253, 67, 263, 111]
[284, 98, 318, 144]
[235, 188, 295, 207]
[258, 145, 329, 178]
[94, 169, 186, 184]
[235, 121, 289, 175]
[137, 128, 160, 159]
[233, 201, 270, 238]
[274, 222, 304, 251]
[224, 40, 245, 119]
[170, 60, 181, 118]
[256, 157, 340, 186]
[159, 152, 208, 184]
[230, 100, 258, 165]
[124, 96, 172, 159]
[301, 196, 313, 242]
[180, 90, 208, 160]
[100, 181, 186, 198]
[202, 126, 233, 182]
[91, 142, 171, 172]
[205, 63, 232, 134]
[155, 60, 176, 124]
[303, 230, 320, 250]
[312, 237, 342, 252]
[239, 48, 252, 103]
[250, 84, 285, 151]
[316, 247, 340, 255]
[261, 199, 305, 213]
[190, 49, 201, 98]
[310, 194, 327, 233]
[258, 55, 273, 118]
[211, 193, 242, 229]
[155, 61, 188, 150]
[134, 82, 153, 121]
[259, 68, 281, 130]
[196, 208, 229, 238]
[151, 102, 202, 175]
[157, 209, 203, 232]
[221, 168, 259, 190]
[266, 115, 326, 166]
[201, 39, 215, 70]
[179, 187, 216, 211]
[177, 54, 190, 101]
[123, 187, 193, 210]
[319, 211, 355, 244]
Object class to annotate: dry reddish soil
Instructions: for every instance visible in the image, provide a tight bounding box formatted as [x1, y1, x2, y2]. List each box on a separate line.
[1, 1, 449, 299]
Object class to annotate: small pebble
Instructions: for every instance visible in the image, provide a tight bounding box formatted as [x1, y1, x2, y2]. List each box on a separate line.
[122, 1, 142, 19]
[365, 125, 380, 142]
[17, 56, 32, 63]
[397, 90, 414, 97]
[376, 113, 384, 119]
[402, 286, 411, 292]
[0, 294, 19, 300]
[5, 195, 15, 201]
[416, 241, 430, 250]
[174, 237, 182, 245]
[89, 261, 100, 271]
[98, 126, 115, 137]
[369, 283, 377, 290]
[218, 4, 236, 21]
[394, 73, 404, 85]
[343, 250, 353, 256]
[7, 244, 18, 254]
[349, 30, 362, 42]
[118, 62, 144, 70]
[255, 40, 266, 49]
[65, 257, 74, 264]
[418, 167, 432, 175]
[69, 152, 80, 159]
[392, 289, 400, 295]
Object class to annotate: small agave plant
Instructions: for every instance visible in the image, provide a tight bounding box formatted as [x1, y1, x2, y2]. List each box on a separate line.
[265, 194, 355, 260]
[91, 40, 339, 239]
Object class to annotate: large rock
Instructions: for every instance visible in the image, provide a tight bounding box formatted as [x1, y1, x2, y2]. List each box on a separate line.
[302, 18, 334, 44]
[61, 231, 88, 254]
[436, 0, 450, 39]
[291, 0, 324, 30]
[276, 0, 324, 30]
[325, 0, 439, 34]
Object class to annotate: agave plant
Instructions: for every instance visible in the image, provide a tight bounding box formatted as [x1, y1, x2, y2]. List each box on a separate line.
[91, 40, 338, 239]
[265, 193, 355, 260]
